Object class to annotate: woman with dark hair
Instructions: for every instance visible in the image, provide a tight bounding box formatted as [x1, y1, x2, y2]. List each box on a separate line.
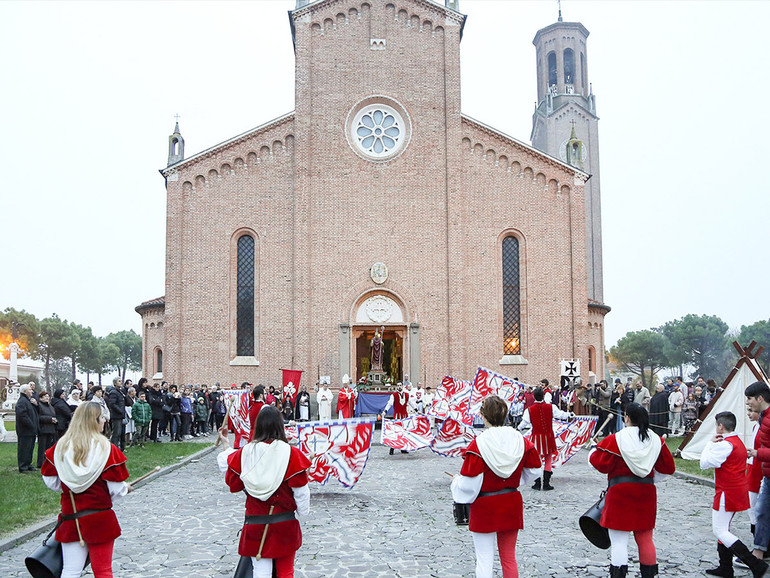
[589, 402, 676, 578]
[51, 388, 73, 440]
[217, 405, 311, 578]
[451, 395, 542, 578]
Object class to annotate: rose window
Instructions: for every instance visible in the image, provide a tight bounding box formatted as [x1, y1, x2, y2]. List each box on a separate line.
[348, 102, 408, 160]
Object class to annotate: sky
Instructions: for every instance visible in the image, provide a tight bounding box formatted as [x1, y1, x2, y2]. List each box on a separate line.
[2, 0, 769, 354]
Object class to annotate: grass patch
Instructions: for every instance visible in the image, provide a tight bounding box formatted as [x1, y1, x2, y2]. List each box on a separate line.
[0, 440, 206, 538]
[2, 419, 16, 431]
[665, 437, 714, 479]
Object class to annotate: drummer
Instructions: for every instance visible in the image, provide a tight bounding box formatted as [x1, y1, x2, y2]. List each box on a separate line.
[451, 395, 541, 577]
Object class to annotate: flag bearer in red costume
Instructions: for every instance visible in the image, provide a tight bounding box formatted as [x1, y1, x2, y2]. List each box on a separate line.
[517, 386, 573, 490]
[218, 405, 311, 578]
[337, 377, 357, 419]
[589, 403, 675, 578]
[248, 385, 266, 436]
[382, 383, 410, 455]
[700, 411, 769, 578]
[451, 395, 541, 578]
[41, 401, 131, 578]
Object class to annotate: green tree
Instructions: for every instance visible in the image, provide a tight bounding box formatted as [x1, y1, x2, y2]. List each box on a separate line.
[739, 319, 770, 370]
[659, 314, 731, 382]
[70, 323, 98, 382]
[0, 308, 40, 359]
[35, 314, 81, 389]
[79, 337, 121, 386]
[609, 330, 668, 389]
[105, 330, 142, 381]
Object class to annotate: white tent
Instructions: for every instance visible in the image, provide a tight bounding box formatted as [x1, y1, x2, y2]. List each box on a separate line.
[679, 342, 768, 461]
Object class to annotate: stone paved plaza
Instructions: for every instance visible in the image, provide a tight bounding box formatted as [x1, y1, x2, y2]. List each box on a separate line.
[0, 437, 758, 577]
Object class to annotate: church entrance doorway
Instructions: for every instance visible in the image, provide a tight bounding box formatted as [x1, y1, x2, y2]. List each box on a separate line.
[351, 326, 405, 386]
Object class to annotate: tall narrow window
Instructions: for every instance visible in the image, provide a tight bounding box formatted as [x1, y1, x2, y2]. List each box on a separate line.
[547, 52, 557, 87]
[156, 348, 163, 373]
[580, 52, 586, 93]
[502, 236, 521, 355]
[236, 234, 255, 356]
[564, 49, 575, 85]
[588, 346, 595, 373]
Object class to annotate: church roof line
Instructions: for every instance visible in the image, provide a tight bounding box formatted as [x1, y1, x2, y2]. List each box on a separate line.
[461, 114, 590, 180]
[291, 0, 465, 27]
[161, 112, 295, 176]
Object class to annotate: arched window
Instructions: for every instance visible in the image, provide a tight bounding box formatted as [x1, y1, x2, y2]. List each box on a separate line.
[236, 234, 255, 356]
[547, 52, 557, 88]
[564, 49, 575, 85]
[156, 348, 163, 374]
[588, 346, 595, 373]
[502, 236, 521, 355]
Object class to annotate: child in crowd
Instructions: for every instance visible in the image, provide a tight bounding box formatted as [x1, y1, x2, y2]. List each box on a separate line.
[132, 391, 152, 447]
[194, 397, 209, 436]
[700, 411, 768, 577]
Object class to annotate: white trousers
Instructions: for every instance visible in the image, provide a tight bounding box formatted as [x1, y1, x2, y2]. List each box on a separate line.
[712, 493, 738, 547]
[608, 529, 630, 566]
[471, 531, 496, 578]
[251, 557, 272, 578]
[61, 542, 89, 578]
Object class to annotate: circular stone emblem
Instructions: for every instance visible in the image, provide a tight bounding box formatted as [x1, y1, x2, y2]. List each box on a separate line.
[370, 262, 389, 284]
[346, 96, 411, 162]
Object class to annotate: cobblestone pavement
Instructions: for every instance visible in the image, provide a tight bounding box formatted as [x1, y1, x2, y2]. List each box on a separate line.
[0, 437, 757, 577]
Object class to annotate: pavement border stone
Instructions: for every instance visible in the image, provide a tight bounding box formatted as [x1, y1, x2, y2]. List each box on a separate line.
[0, 443, 216, 554]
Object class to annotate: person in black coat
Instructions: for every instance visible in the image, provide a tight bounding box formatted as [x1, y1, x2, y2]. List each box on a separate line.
[36, 390, 58, 468]
[105, 378, 126, 450]
[50, 388, 72, 440]
[649, 384, 670, 437]
[15, 383, 39, 472]
[147, 382, 165, 442]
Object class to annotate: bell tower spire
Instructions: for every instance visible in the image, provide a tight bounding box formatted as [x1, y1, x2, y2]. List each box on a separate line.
[167, 116, 185, 167]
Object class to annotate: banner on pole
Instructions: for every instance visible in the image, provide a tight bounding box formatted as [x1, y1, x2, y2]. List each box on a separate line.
[381, 415, 433, 452]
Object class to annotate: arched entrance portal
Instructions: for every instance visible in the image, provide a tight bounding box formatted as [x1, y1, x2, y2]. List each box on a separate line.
[345, 291, 418, 387]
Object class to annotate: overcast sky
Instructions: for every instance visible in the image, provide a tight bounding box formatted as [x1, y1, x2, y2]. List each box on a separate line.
[2, 0, 769, 353]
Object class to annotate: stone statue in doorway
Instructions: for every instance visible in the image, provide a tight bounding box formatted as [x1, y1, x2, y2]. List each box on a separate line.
[370, 325, 385, 371]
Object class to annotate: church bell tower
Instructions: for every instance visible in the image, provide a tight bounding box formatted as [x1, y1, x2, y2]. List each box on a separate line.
[531, 19, 604, 304]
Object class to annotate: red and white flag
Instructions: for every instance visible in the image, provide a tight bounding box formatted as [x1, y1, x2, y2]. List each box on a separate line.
[297, 418, 375, 488]
[282, 369, 302, 404]
[222, 390, 251, 448]
[551, 416, 597, 468]
[429, 417, 478, 457]
[428, 376, 472, 425]
[469, 367, 522, 416]
[381, 415, 433, 452]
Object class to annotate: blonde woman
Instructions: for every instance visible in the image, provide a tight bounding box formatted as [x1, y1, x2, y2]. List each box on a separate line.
[41, 401, 130, 578]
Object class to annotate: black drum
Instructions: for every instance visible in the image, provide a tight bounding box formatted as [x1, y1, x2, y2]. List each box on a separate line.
[579, 491, 610, 549]
[453, 502, 470, 525]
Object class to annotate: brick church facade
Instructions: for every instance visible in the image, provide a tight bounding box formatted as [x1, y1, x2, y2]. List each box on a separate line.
[136, 0, 609, 388]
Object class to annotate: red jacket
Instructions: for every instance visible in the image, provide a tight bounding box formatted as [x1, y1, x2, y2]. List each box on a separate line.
[714, 436, 749, 511]
[749, 424, 763, 493]
[42, 443, 129, 544]
[755, 408, 770, 478]
[461, 438, 542, 533]
[529, 402, 557, 455]
[589, 434, 675, 531]
[225, 442, 311, 558]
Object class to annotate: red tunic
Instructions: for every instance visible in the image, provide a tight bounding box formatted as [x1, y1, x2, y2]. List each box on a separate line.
[589, 434, 675, 531]
[460, 438, 542, 533]
[714, 436, 750, 512]
[393, 392, 409, 419]
[225, 442, 311, 558]
[336, 387, 356, 419]
[749, 427, 763, 493]
[529, 402, 557, 456]
[41, 443, 129, 544]
[248, 401, 265, 439]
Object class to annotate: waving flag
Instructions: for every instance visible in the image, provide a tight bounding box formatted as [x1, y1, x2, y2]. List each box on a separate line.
[430, 417, 478, 457]
[282, 369, 302, 404]
[222, 390, 251, 448]
[381, 415, 433, 452]
[297, 418, 375, 488]
[469, 367, 522, 416]
[429, 376, 472, 425]
[551, 416, 597, 468]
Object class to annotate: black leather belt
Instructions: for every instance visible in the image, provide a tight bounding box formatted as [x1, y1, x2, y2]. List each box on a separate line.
[61, 508, 110, 521]
[608, 475, 654, 488]
[478, 488, 518, 497]
[244, 511, 296, 525]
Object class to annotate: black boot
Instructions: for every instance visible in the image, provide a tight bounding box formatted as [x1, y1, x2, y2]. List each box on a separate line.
[640, 564, 658, 578]
[532, 477, 541, 490]
[705, 543, 733, 578]
[609, 565, 627, 578]
[389, 447, 394, 455]
[728, 540, 769, 578]
[542, 470, 554, 491]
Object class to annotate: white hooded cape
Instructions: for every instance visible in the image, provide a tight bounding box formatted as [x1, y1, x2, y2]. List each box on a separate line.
[616, 426, 662, 478]
[240, 440, 291, 501]
[475, 426, 525, 479]
[53, 437, 111, 494]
